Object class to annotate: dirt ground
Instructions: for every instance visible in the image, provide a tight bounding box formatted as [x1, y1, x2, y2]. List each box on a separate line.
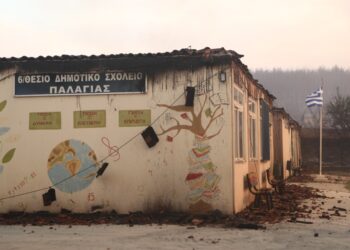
[1, 174, 350, 250]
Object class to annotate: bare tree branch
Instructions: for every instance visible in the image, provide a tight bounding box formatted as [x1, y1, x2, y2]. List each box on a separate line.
[199, 94, 208, 116]
[158, 124, 196, 136]
[205, 126, 224, 140]
[157, 93, 224, 140]
[185, 115, 193, 123]
[198, 94, 205, 111]
[204, 106, 223, 133]
[157, 104, 193, 112]
[209, 105, 221, 119]
[158, 117, 196, 138]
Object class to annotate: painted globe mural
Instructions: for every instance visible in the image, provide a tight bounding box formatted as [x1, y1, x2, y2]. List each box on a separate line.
[48, 139, 98, 193]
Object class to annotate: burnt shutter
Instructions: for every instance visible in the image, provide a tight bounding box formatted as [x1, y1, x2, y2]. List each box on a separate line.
[261, 100, 270, 161]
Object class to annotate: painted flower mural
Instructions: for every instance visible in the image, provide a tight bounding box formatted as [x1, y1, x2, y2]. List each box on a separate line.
[0, 100, 16, 174]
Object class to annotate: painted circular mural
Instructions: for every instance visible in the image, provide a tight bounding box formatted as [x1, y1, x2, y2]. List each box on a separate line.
[47, 139, 98, 193]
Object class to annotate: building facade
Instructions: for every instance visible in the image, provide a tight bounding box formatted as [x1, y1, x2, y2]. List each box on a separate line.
[0, 48, 299, 214]
[272, 107, 302, 179]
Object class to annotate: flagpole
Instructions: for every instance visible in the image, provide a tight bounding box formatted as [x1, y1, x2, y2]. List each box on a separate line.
[319, 104, 323, 176]
[305, 86, 324, 177]
[319, 84, 324, 176]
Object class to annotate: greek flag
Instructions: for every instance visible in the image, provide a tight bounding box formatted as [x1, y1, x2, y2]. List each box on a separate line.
[305, 88, 323, 107]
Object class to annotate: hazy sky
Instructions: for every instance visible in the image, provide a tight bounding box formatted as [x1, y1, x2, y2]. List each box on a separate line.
[1, 0, 349, 69]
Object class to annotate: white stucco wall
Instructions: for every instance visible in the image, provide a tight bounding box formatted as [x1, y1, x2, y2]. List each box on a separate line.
[0, 66, 234, 214]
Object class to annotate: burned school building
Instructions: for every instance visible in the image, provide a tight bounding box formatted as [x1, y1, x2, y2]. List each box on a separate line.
[0, 48, 301, 214]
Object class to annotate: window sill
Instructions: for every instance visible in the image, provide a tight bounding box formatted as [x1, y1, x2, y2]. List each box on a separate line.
[234, 159, 245, 164]
[249, 159, 259, 162]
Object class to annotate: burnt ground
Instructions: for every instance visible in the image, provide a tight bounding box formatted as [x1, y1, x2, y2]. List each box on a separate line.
[0, 175, 329, 229]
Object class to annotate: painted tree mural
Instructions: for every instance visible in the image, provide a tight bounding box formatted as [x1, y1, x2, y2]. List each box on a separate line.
[0, 100, 16, 174]
[157, 91, 225, 212]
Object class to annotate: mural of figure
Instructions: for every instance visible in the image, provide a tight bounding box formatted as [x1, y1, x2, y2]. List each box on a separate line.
[157, 91, 224, 213]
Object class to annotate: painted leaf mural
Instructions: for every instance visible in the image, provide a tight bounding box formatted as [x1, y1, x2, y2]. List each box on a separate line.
[0, 127, 10, 136]
[0, 100, 16, 171]
[2, 148, 16, 164]
[0, 100, 6, 112]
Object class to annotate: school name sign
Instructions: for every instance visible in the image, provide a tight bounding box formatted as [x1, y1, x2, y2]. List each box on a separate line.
[15, 72, 146, 96]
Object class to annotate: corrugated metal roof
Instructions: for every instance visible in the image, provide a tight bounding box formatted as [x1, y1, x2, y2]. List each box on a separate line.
[0, 47, 239, 74]
[0, 47, 242, 64]
[0, 47, 275, 99]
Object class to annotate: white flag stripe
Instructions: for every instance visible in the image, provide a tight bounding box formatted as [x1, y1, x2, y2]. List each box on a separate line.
[307, 102, 323, 107]
[307, 100, 322, 105]
[306, 97, 322, 102]
[307, 89, 322, 96]
[305, 88, 323, 107]
[307, 92, 322, 98]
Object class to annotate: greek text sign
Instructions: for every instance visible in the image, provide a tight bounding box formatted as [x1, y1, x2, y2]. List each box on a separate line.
[29, 112, 61, 130]
[15, 72, 146, 96]
[119, 110, 151, 127]
[74, 110, 106, 128]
